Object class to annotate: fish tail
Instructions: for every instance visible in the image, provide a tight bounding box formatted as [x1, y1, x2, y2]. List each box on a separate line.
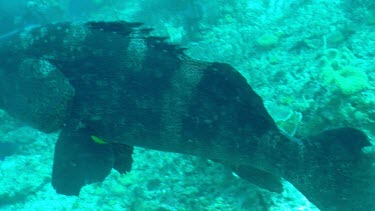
[285, 127, 375, 210]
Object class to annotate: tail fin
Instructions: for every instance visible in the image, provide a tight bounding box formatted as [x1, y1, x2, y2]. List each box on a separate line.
[286, 127, 375, 210]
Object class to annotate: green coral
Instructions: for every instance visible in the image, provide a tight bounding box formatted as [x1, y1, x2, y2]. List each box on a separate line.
[256, 33, 279, 48]
[321, 65, 369, 95]
[275, 110, 302, 137]
[320, 48, 369, 95]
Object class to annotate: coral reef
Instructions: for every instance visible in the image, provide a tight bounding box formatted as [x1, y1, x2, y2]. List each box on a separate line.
[320, 48, 369, 95]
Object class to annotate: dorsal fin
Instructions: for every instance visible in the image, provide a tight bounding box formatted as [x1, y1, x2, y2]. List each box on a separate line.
[85, 21, 187, 55]
[85, 21, 143, 35]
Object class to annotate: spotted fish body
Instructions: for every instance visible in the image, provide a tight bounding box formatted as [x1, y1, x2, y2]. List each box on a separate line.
[0, 21, 374, 210]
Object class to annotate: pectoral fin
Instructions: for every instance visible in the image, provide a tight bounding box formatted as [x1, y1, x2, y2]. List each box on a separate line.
[52, 125, 133, 195]
[232, 165, 284, 193]
[112, 143, 133, 174]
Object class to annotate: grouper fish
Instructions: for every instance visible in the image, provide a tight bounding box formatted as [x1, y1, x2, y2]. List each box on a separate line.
[0, 21, 374, 210]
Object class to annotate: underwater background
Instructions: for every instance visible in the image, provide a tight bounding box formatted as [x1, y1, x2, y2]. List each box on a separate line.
[0, 0, 374, 210]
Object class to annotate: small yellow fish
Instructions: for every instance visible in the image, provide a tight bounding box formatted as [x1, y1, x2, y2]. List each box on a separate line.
[91, 135, 108, 144]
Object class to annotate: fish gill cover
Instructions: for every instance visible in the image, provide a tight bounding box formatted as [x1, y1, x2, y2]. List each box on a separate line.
[0, 0, 375, 210]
